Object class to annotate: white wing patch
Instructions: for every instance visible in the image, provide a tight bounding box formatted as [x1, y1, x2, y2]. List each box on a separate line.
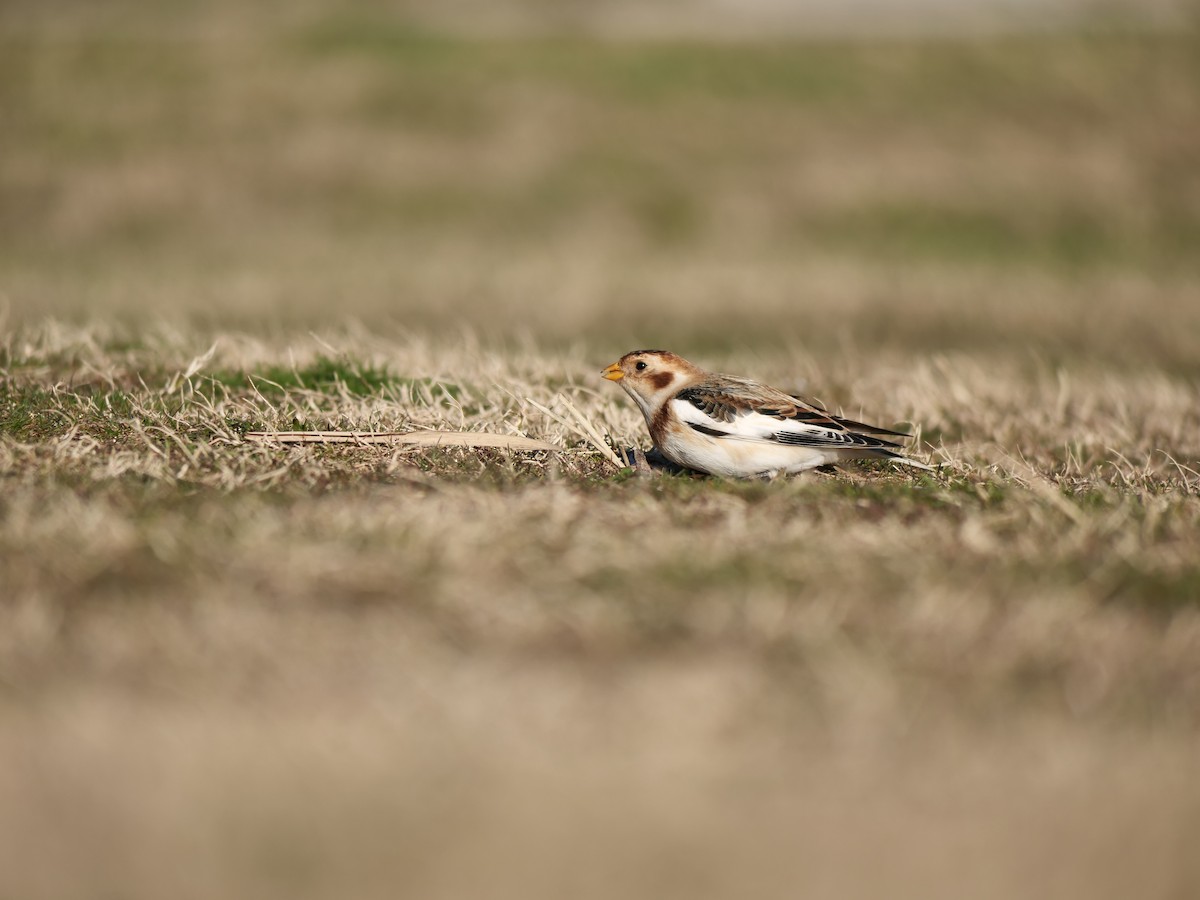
[670, 398, 796, 441]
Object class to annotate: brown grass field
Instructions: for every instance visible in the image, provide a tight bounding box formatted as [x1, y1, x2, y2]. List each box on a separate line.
[3, 4, 1200, 898]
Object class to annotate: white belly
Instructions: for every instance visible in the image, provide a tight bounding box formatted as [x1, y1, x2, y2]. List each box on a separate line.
[659, 430, 828, 478]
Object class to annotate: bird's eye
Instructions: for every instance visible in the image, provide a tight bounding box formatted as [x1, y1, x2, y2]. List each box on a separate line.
[635, 361, 647, 371]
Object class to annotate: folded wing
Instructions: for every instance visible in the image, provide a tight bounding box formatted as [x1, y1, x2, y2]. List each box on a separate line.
[673, 380, 909, 449]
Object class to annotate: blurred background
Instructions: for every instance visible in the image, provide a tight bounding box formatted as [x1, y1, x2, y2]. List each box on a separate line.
[3, 0, 1199, 367]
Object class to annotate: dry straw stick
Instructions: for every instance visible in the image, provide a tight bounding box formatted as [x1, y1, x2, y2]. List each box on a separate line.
[524, 396, 624, 470]
[244, 431, 556, 451]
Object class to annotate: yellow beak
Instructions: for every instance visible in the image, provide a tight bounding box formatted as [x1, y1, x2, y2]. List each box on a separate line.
[602, 362, 624, 381]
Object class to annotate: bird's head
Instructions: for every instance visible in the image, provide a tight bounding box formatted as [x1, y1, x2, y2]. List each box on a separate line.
[602, 350, 703, 410]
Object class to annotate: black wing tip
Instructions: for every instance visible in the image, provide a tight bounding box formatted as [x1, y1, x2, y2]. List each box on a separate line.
[772, 430, 901, 450]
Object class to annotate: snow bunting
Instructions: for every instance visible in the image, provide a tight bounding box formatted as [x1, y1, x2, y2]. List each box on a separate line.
[602, 350, 927, 478]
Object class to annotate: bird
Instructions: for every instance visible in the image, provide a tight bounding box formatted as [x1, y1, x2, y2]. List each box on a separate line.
[602, 349, 928, 478]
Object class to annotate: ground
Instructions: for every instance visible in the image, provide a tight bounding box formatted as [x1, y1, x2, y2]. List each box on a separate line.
[2, 8, 1200, 899]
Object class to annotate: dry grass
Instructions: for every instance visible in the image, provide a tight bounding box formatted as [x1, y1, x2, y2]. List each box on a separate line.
[3, 6, 1200, 898]
[3, 322, 1200, 898]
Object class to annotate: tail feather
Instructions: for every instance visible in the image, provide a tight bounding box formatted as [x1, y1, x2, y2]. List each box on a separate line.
[832, 415, 912, 438]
